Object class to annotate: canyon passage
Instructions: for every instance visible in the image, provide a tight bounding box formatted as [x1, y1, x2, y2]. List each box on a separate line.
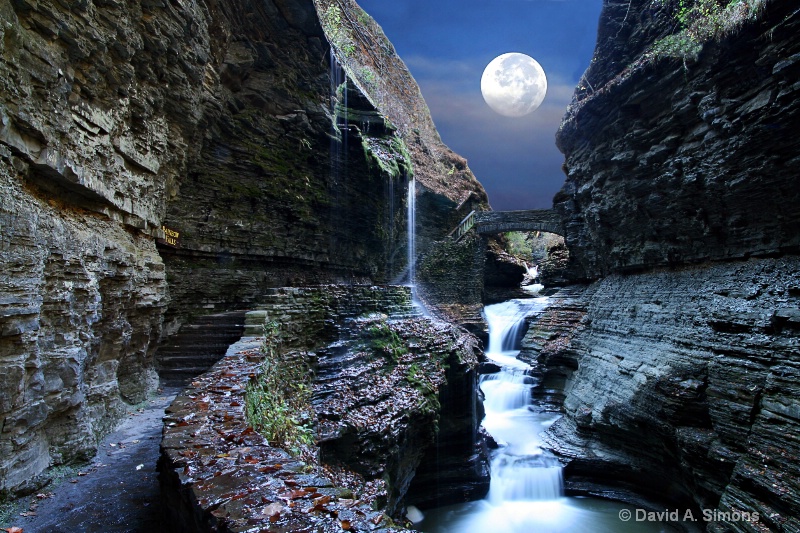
[1, 0, 799, 532]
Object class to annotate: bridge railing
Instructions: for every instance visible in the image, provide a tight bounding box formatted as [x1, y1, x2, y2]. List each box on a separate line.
[448, 210, 476, 241]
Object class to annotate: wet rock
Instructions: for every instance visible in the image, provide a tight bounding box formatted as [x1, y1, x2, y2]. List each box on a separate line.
[478, 362, 502, 375]
[484, 239, 527, 290]
[0, 154, 166, 496]
[159, 338, 411, 533]
[518, 287, 588, 411]
[416, 233, 487, 332]
[161, 287, 487, 529]
[555, 0, 800, 281]
[313, 316, 487, 515]
[533, 258, 800, 529]
[540, 2, 800, 527]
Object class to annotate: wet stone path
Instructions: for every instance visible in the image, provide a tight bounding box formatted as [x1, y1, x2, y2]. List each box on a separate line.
[6, 385, 181, 533]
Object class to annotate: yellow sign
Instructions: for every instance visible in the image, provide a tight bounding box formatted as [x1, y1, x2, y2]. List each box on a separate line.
[159, 225, 181, 247]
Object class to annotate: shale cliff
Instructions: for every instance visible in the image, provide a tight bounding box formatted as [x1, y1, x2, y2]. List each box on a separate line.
[0, 0, 486, 497]
[555, 0, 799, 279]
[541, 1, 800, 530]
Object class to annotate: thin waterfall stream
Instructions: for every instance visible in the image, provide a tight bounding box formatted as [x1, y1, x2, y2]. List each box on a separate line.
[407, 177, 416, 286]
[418, 296, 681, 533]
[406, 178, 427, 315]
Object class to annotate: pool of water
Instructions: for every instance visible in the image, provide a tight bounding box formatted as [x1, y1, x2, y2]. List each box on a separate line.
[417, 497, 684, 533]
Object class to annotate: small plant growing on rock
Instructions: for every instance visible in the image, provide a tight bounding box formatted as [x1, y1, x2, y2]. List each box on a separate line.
[245, 321, 315, 454]
[648, 0, 765, 61]
[364, 320, 409, 363]
[405, 363, 441, 427]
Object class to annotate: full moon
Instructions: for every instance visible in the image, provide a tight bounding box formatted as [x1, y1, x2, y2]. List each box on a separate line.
[481, 53, 547, 117]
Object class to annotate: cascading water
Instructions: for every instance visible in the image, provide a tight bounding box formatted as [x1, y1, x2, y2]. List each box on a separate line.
[480, 299, 564, 505]
[418, 297, 680, 533]
[405, 177, 427, 315]
[328, 53, 348, 259]
[330, 53, 348, 155]
[407, 177, 416, 286]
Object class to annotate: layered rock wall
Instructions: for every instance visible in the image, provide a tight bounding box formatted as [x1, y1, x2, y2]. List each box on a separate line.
[158, 10, 413, 322]
[538, 259, 800, 531]
[542, 1, 800, 530]
[242, 284, 413, 348]
[0, 156, 166, 495]
[555, 0, 800, 280]
[0, 0, 488, 496]
[161, 287, 486, 529]
[416, 234, 487, 331]
[0, 0, 197, 495]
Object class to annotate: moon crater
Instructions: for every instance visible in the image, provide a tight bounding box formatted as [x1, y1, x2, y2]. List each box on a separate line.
[481, 53, 547, 117]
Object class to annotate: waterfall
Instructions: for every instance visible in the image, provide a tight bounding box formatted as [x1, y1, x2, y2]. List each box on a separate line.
[484, 300, 538, 356]
[479, 298, 564, 503]
[330, 52, 348, 151]
[407, 177, 416, 285]
[406, 177, 427, 315]
[385, 173, 396, 276]
[418, 298, 679, 533]
[328, 53, 348, 259]
[488, 455, 563, 503]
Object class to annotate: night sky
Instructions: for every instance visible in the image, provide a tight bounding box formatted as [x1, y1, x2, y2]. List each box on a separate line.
[356, 0, 604, 211]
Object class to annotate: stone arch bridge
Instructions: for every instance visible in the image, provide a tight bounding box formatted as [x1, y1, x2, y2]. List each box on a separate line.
[450, 209, 563, 241]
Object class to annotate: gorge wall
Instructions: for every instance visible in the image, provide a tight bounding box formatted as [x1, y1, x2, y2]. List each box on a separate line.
[541, 1, 800, 530]
[555, 0, 800, 280]
[0, 0, 488, 496]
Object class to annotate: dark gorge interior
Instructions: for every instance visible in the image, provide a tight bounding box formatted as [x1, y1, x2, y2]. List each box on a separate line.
[1, 0, 798, 531]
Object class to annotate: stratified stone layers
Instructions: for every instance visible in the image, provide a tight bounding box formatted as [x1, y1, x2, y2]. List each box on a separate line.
[0, 0, 487, 496]
[0, 152, 166, 494]
[555, 0, 800, 280]
[1, 0, 193, 495]
[160, 285, 487, 530]
[543, 2, 800, 530]
[538, 258, 800, 531]
[160, 14, 411, 321]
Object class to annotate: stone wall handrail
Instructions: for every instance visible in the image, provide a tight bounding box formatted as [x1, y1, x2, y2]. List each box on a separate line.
[448, 210, 477, 241]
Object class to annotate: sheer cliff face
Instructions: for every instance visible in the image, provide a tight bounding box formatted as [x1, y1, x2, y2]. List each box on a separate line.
[555, 0, 800, 280]
[313, 0, 490, 258]
[158, 0, 407, 320]
[0, 0, 485, 495]
[539, 1, 800, 528]
[1, 0, 200, 495]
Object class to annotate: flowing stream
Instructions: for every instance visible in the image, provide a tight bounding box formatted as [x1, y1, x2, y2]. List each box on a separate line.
[418, 297, 679, 533]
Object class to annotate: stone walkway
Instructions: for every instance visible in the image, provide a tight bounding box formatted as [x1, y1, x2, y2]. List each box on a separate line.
[159, 336, 409, 532]
[5, 385, 181, 533]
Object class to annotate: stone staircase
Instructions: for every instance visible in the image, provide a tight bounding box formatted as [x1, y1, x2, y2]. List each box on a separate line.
[156, 311, 247, 384]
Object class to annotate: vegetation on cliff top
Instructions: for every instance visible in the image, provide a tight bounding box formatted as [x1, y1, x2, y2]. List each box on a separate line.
[648, 0, 767, 61]
[567, 0, 770, 124]
[313, 0, 489, 207]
